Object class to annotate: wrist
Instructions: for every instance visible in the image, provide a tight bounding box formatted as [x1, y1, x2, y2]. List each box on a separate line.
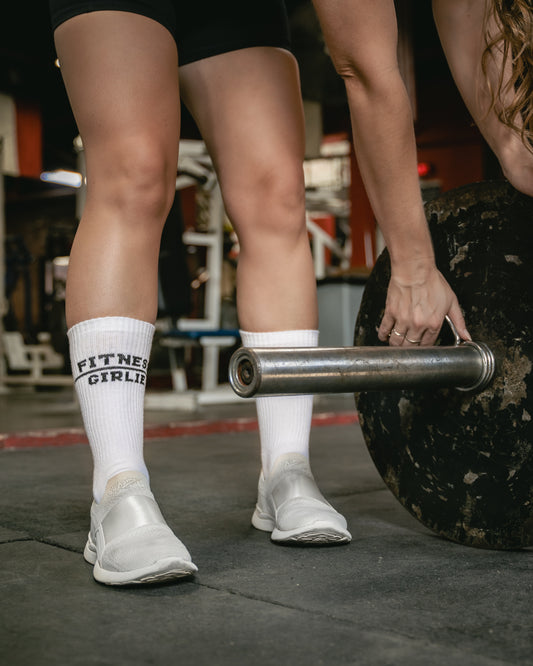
[389, 254, 438, 284]
[380, 213, 435, 266]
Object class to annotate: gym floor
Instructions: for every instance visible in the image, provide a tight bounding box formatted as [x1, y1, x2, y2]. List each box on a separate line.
[1, 388, 531, 666]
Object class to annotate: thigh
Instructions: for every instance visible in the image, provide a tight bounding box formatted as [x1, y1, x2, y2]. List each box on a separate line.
[179, 47, 306, 228]
[53, 10, 180, 180]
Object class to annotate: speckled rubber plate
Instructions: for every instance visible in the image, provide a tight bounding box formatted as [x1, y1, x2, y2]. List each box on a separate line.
[354, 181, 533, 549]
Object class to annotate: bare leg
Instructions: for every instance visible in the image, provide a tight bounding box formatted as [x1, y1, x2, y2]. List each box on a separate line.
[433, 0, 533, 197]
[180, 47, 317, 333]
[55, 11, 180, 327]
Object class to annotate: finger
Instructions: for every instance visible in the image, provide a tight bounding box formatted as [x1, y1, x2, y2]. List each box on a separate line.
[403, 331, 423, 346]
[447, 299, 471, 341]
[377, 312, 396, 342]
[388, 325, 406, 347]
[419, 326, 440, 346]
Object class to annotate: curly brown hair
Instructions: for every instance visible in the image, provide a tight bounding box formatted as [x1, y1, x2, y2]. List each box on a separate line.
[482, 0, 533, 148]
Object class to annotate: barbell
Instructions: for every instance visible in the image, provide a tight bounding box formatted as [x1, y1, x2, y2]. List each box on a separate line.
[229, 181, 533, 550]
[229, 317, 495, 396]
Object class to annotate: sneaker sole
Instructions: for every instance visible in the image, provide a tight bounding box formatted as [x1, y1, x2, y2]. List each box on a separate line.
[252, 509, 351, 545]
[93, 558, 197, 585]
[272, 527, 351, 544]
[84, 536, 197, 585]
[251, 509, 276, 532]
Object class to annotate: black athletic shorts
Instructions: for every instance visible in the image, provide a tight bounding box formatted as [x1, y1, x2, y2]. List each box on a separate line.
[48, 0, 291, 66]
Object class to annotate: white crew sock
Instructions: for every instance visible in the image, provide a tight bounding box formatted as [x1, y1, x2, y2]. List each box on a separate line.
[239, 329, 318, 476]
[68, 316, 155, 502]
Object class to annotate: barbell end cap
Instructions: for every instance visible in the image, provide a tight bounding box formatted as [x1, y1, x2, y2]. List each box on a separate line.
[229, 348, 260, 398]
[456, 341, 496, 392]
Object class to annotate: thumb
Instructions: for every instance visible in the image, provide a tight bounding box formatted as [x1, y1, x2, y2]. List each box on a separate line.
[447, 299, 471, 341]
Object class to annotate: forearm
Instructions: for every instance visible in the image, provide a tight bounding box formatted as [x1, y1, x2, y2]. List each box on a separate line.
[345, 70, 434, 273]
[311, 0, 435, 271]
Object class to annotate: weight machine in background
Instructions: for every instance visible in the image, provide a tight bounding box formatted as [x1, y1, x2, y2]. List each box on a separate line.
[145, 140, 242, 410]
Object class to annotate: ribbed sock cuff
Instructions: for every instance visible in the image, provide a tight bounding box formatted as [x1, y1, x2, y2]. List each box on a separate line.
[68, 316, 155, 344]
[240, 329, 318, 348]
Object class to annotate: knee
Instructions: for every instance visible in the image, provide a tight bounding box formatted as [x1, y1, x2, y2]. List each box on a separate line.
[263, 169, 307, 237]
[225, 164, 307, 243]
[87, 135, 177, 227]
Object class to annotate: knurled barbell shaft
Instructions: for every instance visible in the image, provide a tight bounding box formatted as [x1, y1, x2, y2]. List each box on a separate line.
[229, 342, 495, 397]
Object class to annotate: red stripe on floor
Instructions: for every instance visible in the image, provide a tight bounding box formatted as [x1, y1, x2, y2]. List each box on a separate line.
[0, 411, 358, 451]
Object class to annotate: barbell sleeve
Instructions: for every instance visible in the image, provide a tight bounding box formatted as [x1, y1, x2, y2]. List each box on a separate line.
[229, 342, 495, 398]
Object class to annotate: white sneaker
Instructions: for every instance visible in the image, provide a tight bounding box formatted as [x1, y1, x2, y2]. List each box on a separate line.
[251, 453, 352, 544]
[83, 471, 197, 585]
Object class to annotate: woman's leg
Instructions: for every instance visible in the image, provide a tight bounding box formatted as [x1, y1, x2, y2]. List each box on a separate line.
[180, 47, 350, 544]
[312, 0, 468, 346]
[56, 12, 180, 326]
[54, 11, 196, 583]
[433, 0, 533, 197]
[181, 48, 315, 333]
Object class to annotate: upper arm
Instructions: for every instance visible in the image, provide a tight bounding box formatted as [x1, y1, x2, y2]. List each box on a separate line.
[311, 0, 400, 81]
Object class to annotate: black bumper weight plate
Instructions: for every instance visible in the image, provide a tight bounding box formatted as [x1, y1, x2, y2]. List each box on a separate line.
[354, 181, 533, 549]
